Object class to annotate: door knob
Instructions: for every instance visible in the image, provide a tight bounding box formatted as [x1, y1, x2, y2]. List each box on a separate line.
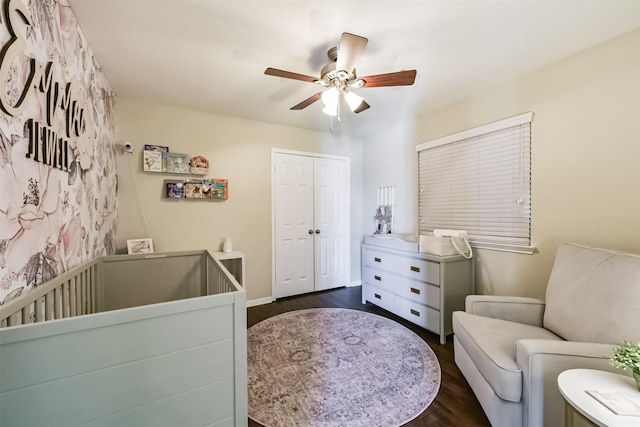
[308, 230, 314, 235]
[315, 229, 320, 234]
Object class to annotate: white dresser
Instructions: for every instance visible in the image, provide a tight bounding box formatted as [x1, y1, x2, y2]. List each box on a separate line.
[361, 242, 473, 344]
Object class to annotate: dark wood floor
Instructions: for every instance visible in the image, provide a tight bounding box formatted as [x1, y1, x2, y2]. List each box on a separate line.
[247, 286, 490, 427]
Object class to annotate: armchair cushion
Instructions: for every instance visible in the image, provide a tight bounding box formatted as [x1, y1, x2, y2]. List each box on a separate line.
[465, 295, 545, 327]
[543, 243, 640, 343]
[452, 311, 562, 402]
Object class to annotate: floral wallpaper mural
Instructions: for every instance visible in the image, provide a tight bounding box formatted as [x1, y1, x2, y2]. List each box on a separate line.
[0, 0, 117, 307]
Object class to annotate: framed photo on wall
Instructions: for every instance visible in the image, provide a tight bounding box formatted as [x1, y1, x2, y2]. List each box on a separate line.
[127, 238, 154, 254]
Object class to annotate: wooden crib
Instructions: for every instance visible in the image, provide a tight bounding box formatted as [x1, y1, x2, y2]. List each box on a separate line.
[0, 250, 247, 427]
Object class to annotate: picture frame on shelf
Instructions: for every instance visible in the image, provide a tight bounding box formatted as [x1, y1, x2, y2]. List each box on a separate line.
[127, 238, 154, 254]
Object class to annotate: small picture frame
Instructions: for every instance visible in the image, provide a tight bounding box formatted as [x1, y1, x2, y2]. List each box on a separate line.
[127, 238, 154, 254]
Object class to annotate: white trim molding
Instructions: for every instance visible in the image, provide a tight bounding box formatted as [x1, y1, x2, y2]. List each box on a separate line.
[415, 112, 534, 152]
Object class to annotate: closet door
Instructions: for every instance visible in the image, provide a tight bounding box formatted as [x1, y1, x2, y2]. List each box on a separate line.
[273, 152, 350, 299]
[274, 153, 315, 298]
[314, 157, 349, 291]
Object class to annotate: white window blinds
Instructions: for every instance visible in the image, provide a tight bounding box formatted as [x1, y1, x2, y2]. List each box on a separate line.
[416, 113, 533, 253]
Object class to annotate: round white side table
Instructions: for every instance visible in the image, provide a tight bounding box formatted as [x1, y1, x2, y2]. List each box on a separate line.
[558, 368, 640, 427]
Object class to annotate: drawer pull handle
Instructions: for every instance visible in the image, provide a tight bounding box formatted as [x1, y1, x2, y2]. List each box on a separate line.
[374, 257, 381, 263]
[410, 309, 420, 317]
[410, 266, 420, 273]
[374, 275, 381, 281]
[411, 287, 420, 295]
[374, 293, 381, 300]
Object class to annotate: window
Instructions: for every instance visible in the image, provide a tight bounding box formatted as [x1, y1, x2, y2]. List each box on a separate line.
[416, 112, 534, 254]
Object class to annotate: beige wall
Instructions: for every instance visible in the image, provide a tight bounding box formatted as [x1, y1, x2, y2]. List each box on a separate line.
[116, 29, 639, 303]
[115, 99, 363, 301]
[412, 29, 640, 298]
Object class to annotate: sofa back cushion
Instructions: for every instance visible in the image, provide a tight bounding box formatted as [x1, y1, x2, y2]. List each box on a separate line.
[543, 243, 640, 343]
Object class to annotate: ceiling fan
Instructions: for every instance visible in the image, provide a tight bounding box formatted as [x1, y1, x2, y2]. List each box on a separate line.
[264, 32, 417, 118]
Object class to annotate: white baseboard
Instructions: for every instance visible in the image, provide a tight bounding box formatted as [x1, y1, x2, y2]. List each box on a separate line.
[247, 297, 274, 308]
[247, 284, 361, 307]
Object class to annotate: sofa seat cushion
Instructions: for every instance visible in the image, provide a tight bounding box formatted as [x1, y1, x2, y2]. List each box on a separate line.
[453, 311, 562, 402]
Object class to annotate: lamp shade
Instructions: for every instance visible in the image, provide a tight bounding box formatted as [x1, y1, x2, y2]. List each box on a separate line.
[322, 104, 338, 116]
[321, 86, 339, 116]
[344, 90, 364, 111]
[321, 87, 339, 108]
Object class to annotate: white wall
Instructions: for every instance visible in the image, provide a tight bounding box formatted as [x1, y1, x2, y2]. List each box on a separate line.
[361, 122, 418, 235]
[115, 99, 363, 301]
[406, 29, 639, 298]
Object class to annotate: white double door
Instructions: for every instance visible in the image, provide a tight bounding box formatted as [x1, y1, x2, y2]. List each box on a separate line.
[273, 152, 350, 299]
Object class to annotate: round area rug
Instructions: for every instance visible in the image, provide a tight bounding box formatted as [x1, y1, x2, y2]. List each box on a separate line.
[248, 308, 441, 427]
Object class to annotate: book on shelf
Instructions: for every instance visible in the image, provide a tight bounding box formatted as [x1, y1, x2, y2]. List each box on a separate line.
[143, 149, 164, 172]
[165, 181, 185, 199]
[143, 144, 169, 152]
[210, 178, 228, 200]
[190, 155, 209, 175]
[165, 152, 191, 174]
[184, 179, 203, 199]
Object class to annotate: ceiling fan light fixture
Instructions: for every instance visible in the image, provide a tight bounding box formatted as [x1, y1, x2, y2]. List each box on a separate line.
[321, 86, 339, 107]
[321, 86, 340, 116]
[344, 90, 364, 112]
[322, 103, 338, 117]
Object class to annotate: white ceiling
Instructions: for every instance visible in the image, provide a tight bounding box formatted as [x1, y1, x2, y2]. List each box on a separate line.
[68, 0, 640, 137]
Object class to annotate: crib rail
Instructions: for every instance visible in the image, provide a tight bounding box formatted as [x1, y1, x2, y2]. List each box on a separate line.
[0, 250, 244, 329]
[0, 259, 100, 328]
[206, 251, 242, 295]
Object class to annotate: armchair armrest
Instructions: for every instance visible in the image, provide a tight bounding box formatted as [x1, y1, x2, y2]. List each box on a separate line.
[465, 295, 545, 327]
[515, 339, 620, 427]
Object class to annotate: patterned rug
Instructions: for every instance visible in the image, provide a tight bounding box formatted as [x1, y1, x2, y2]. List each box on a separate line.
[248, 308, 441, 427]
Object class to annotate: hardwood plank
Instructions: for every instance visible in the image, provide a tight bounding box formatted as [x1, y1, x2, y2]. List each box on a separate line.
[247, 286, 490, 427]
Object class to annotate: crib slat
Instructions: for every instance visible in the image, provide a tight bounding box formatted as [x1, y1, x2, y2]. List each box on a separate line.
[34, 297, 44, 322]
[80, 271, 86, 315]
[87, 267, 93, 314]
[63, 281, 70, 318]
[45, 293, 54, 320]
[92, 264, 97, 313]
[22, 306, 29, 324]
[70, 278, 77, 317]
[54, 287, 60, 319]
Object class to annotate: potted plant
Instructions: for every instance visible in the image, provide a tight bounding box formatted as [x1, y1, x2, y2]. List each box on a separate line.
[610, 341, 640, 391]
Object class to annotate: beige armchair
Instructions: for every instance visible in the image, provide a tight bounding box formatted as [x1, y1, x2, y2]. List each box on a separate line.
[452, 243, 640, 427]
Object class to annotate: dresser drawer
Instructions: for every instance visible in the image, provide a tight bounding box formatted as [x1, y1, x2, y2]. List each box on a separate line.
[362, 284, 395, 312]
[394, 256, 440, 285]
[395, 277, 441, 309]
[362, 266, 395, 289]
[395, 298, 440, 331]
[362, 247, 395, 270]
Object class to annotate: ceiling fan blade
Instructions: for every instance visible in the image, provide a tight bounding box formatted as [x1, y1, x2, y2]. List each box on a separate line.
[360, 70, 417, 87]
[265, 67, 318, 83]
[336, 33, 368, 74]
[353, 100, 370, 114]
[291, 92, 322, 110]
